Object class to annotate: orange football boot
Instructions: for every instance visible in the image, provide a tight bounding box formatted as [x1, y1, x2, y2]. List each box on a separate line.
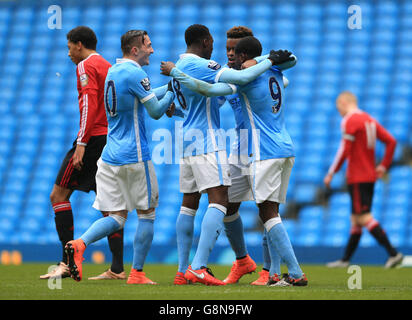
[250, 269, 270, 286]
[65, 239, 86, 282]
[184, 266, 225, 286]
[223, 254, 257, 284]
[127, 268, 157, 285]
[174, 272, 189, 285]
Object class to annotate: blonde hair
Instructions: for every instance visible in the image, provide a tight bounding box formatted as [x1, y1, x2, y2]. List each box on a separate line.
[337, 91, 358, 105]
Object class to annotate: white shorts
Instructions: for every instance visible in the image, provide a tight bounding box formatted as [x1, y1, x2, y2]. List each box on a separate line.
[93, 158, 159, 212]
[179, 150, 231, 194]
[228, 154, 254, 203]
[251, 157, 295, 204]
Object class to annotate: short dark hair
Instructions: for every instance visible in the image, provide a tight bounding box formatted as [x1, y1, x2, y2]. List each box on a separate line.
[226, 26, 253, 39]
[66, 26, 97, 50]
[185, 24, 211, 46]
[235, 36, 262, 59]
[121, 30, 148, 55]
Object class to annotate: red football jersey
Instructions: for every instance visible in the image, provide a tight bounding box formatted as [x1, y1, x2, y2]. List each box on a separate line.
[328, 110, 397, 184]
[76, 53, 111, 145]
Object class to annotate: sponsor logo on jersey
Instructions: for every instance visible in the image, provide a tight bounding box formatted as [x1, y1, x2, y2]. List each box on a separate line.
[140, 77, 151, 91]
[80, 73, 88, 87]
[208, 61, 221, 70]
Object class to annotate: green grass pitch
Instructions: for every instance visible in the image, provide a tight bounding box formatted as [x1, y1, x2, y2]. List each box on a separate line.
[1, 263, 411, 300]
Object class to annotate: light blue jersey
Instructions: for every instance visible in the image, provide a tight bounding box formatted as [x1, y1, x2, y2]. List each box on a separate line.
[218, 65, 247, 159]
[174, 53, 225, 157]
[237, 66, 295, 161]
[102, 59, 156, 165]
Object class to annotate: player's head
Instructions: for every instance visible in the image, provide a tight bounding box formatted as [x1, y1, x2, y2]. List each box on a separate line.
[66, 26, 97, 65]
[226, 26, 253, 68]
[185, 24, 213, 60]
[336, 91, 358, 116]
[233, 36, 262, 70]
[121, 30, 154, 66]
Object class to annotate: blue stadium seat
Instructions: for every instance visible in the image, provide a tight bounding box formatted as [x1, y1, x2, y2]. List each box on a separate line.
[299, 206, 325, 221]
[292, 184, 318, 203]
[322, 232, 347, 247]
[244, 232, 263, 247]
[359, 232, 375, 247]
[296, 231, 321, 246]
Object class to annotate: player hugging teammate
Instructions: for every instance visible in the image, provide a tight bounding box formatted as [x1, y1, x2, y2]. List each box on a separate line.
[52, 21, 409, 287]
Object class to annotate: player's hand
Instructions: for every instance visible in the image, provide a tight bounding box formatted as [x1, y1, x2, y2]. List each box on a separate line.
[167, 80, 173, 92]
[72, 144, 85, 171]
[323, 173, 333, 188]
[160, 61, 176, 76]
[166, 102, 176, 118]
[241, 59, 257, 69]
[376, 164, 386, 179]
[268, 49, 294, 66]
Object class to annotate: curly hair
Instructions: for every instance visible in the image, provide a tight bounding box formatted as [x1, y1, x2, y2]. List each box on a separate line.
[226, 26, 253, 39]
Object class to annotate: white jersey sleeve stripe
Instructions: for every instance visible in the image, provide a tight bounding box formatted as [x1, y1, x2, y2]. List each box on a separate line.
[140, 92, 155, 104]
[77, 93, 88, 144]
[214, 67, 230, 83]
[343, 133, 355, 141]
[242, 92, 260, 161]
[133, 98, 143, 162]
[328, 139, 344, 174]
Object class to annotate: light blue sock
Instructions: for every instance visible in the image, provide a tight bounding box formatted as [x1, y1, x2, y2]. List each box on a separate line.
[80, 216, 123, 246]
[132, 217, 154, 270]
[176, 208, 195, 273]
[263, 229, 281, 276]
[224, 212, 247, 259]
[191, 204, 225, 270]
[265, 219, 302, 279]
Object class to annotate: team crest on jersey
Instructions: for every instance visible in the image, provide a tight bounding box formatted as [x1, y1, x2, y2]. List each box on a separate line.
[208, 61, 221, 70]
[80, 73, 88, 87]
[140, 77, 151, 91]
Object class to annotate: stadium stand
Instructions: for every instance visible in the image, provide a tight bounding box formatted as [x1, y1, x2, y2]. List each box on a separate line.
[0, 0, 411, 263]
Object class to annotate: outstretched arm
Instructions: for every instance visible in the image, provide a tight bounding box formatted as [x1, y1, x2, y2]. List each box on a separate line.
[143, 90, 175, 120]
[216, 59, 273, 85]
[152, 84, 168, 99]
[216, 49, 294, 84]
[253, 54, 297, 71]
[161, 61, 236, 97]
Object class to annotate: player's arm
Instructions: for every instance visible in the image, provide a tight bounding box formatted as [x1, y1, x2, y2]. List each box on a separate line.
[253, 53, 297, 71]
[216, 50, 293, 85]
[375, 122, 397, 178]
[74, 65, 100, 170]
[324, 120, 356, 187]
[129, 71, 175, 120]
[143, 92, 175, 119]
[168, 103, 185, 118]
[163, 64, 236, 97]
[152, 84, 168, 99]
[324, 139, 353, 187]
[152, 82, 185, 118]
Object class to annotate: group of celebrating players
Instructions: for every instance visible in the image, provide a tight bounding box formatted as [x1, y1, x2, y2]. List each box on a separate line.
[39, 21, 403, 287]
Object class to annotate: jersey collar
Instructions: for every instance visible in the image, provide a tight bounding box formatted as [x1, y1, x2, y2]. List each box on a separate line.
[179, 53, 201, 59]
[80, 52, 100, 64]
[116, 58, 141, 67]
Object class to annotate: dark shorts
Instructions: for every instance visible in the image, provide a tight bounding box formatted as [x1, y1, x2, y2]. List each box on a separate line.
[55, 135, 107, 192]
[348, 182, 375, 215]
